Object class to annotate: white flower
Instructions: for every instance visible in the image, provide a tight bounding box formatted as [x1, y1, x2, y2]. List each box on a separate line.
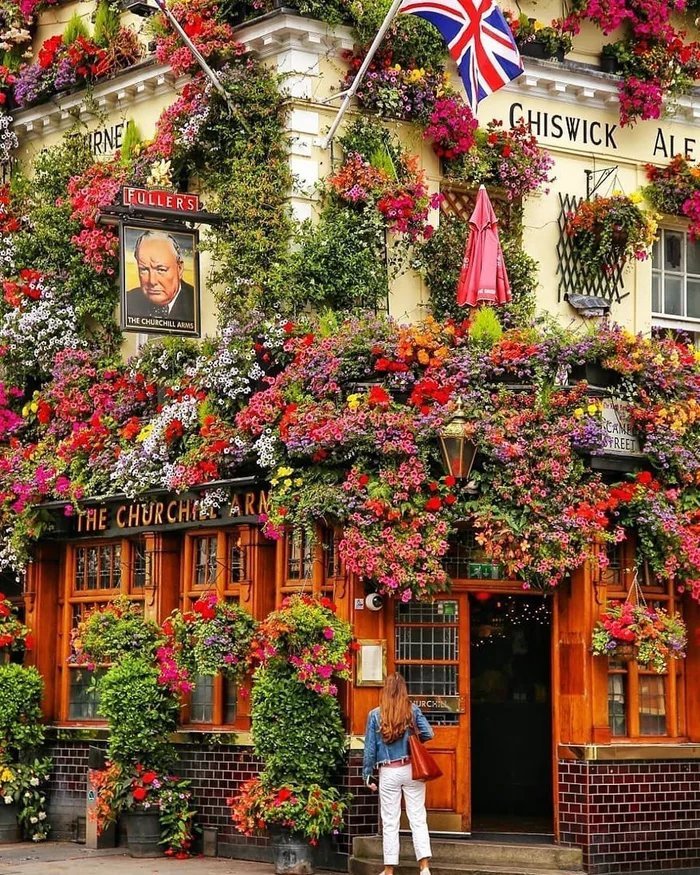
[29, 777, 39, 786]
[3, 795, 12, 804]
[38, 811, 46, 820]
[30, 816, 38, 823]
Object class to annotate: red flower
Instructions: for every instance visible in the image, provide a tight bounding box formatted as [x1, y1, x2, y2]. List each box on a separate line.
[142, 771, 157, 784]
[132, 786, 148, 802]
[24, 634, 35, 651]
[636, 470, 653, 486]
[444, 475, 456, 487]
[367, 386, 390, 407]
[358, 474, 369, 487]
[425, 497, 442, 512]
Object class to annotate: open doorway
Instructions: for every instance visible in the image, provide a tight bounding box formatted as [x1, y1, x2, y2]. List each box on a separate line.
[469, 594, 553, 835]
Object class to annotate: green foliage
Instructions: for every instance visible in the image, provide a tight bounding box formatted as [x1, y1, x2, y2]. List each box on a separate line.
[469, 306, 503, 347]
[97, 655, 179, 771]
[277, 204, 388, 314]
[349, 0, 446, 69]
[0, 664, 45, 758]
[338, 117, 400, 168]
[93, 0, 120, 45]
[136, 336, 201, 386]
[251, 668, 346, 786]
[120, 120, 142, 163]
[72, 597, 163, 666]
[63, 12, 91, 45]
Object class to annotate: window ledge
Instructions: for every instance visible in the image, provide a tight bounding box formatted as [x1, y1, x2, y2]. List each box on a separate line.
[560, 742, 699, 761]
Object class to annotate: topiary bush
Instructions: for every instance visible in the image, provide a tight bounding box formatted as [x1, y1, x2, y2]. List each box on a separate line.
[0, 663, 45, 758]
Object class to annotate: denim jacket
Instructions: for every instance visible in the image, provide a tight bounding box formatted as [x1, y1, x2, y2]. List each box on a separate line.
[363, 704, 434, 781]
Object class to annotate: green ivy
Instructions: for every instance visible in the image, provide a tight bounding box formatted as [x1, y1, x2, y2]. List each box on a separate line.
[277, 203, 388, 314]
[97, 655, 179, 771]
[0, 664, 45, 758]
[251, 667, 347, 787]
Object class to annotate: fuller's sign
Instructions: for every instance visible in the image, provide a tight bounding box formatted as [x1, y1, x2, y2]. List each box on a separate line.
[122, 187, 201, 212]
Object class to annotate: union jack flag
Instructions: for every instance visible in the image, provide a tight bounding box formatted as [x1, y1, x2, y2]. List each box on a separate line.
[399, 0, 523, 111]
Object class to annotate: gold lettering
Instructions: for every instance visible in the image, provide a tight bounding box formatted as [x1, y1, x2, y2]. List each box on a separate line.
[141, 504, 154, 526]
[127, 504, 141, 528]
[245, 492, 256, 516]
[154, 503, 164, 525]
[97, 507, 108, 531]
[229, 494, 241, 517]
[258, 491, 269, 516]
[178, 500, 192, 522]
[166, 501, 178, 523]
[116, 505, 127, 528]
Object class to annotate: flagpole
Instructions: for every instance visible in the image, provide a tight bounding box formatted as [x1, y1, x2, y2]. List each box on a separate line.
[321, 0, 404, 149]
[152, 0, 235, 112]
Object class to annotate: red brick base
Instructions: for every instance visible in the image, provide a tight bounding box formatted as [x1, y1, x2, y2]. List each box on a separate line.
[558, 759, 700, 874]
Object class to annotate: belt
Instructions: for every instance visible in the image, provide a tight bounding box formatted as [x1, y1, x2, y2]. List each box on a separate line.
[380, 757, 411, 768]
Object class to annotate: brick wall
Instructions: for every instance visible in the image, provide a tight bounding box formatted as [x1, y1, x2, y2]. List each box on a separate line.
[558, 759, 700, 874]
[45, 739, 378, 866]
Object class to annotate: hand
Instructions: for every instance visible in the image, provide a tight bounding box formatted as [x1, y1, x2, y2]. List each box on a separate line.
[368, 782, 378, 792]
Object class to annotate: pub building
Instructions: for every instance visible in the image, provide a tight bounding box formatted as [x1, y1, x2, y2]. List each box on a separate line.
[6, 0, 700, 871]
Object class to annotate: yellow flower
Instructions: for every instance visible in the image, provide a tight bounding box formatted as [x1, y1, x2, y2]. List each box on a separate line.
[294, 478, 303, 486]
[284, 478, 292, 488]
[277, 466, 294, 478]
[347, 393, 361, 410]
[587, 403, 599, 416]
[574, 408, 584, 419]
[136, 424, 153, 442]
[629, 191, 643, 204]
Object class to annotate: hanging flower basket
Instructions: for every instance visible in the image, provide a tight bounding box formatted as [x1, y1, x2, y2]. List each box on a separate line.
[592, 600, 687, 673]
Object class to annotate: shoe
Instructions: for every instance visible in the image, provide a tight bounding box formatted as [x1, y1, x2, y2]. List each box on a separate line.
[421, 868, 431, 875]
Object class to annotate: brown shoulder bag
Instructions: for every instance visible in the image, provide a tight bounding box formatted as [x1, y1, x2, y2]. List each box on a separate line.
[408, 715, 442, 782]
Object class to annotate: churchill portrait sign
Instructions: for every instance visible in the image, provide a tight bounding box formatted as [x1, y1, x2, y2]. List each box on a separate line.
[120, 223, 200, 337]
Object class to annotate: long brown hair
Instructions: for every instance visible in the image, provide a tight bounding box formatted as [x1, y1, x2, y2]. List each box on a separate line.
[379, 672, 413, 743]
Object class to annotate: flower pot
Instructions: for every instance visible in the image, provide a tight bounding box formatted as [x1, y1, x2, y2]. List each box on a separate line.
[269, 826, 314, 875]
[612, 643, 637, 663]
[519, 40, 548, 59]
[125, 810, 161, 858]
[569, 362, 619, 388]
[0, 800, 20, 843]
[600, 55, 619, 74]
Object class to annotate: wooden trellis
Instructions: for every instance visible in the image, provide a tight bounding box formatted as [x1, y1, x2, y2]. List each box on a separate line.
[556, 192, 629, 304]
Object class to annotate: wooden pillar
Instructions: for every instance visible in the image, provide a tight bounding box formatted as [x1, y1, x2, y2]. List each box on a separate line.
[25, 543, 62, 721]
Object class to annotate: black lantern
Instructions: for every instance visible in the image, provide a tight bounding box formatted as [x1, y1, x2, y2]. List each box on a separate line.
[438, 398, 477, 480]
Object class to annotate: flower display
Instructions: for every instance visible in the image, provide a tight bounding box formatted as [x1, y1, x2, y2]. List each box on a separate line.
[592, 600, 687, 672]
[158, 595, 257, 692]
[229, 778, 346, 844]
[90, 761, 196, 857]
[644, 154, 700, 239]
[565, 193, 657, 277]
[70, 597, 163, 669]
[0, 592, 31, 650]
[341, 51, 448, 121]
[253, 594, 352, 696]
[423, 96, 478, 159]
[504, 12, 573, 59]
[446, 118, 555, 201]
[0, 758, 51, 842]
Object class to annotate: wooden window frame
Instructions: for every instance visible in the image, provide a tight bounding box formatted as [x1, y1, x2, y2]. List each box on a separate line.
[276, 524, 345, 603]
[180, 527, 254, 730]
[602, 538, 686, 741]
[59, 538, 146, 724]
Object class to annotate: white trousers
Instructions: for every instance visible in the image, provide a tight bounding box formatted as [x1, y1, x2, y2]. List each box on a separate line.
[378, 763, 432, 866]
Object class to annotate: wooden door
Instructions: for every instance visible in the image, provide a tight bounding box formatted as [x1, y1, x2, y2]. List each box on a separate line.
[390, 595, 471, 833]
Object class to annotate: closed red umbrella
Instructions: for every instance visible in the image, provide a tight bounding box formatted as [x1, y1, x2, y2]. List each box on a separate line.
[456, 185, 512, 307]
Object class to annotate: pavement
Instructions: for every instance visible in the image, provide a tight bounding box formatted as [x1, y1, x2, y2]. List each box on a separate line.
[0, 843, 307, 875]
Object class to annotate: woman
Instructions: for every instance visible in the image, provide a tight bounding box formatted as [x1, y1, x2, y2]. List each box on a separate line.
[363, 672, 434, 875]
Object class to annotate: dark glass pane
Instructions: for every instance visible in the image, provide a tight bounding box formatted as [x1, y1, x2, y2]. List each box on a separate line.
[87, 548, 98, 590]
[687, 279, 700, 320]
[608, 673, 627, 737]
[651, 272, 661, 313]
[229, 534, 246, 583]
[75, 548, 86, 590]
[639, 674, 666, 735]
[224, 677, 237, 724]
[687, 236, 700, 275]
[664, 276, 683, 316]
[69, 668, 104, 720]
[190, 674, 214, 723]
[664, 231, 682, 271]
[195, 536, 217, 586]
[132, 539, 146, 590]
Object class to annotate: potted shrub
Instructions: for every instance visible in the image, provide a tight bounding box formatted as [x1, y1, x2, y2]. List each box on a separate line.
[0, 661, 51, 843]
[600, 43, 623, 74]
[592, 601, 687, 672]
[73, 600, 197, 858]
[229, 595, 352, 873]
[505, 13, 573, 61]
